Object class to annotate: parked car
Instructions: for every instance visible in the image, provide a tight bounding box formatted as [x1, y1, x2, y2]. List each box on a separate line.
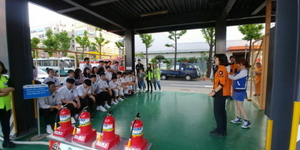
[161, 62, 198, 81]
[37, 69, 48, 83]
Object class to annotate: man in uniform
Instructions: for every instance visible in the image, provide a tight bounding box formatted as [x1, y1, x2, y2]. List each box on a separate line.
[135, 59, 144, 90]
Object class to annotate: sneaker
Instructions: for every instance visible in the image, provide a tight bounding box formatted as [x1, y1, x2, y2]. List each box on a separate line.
[231, 116, 242, 123]
[71, 117, 76, 124]
[114, 100, 119, 104]
[99, 106, 107, 112]
[96, 106, 101, 110]
[46, 125, 53, 134]
[111, 101, 117, 105]
[241, 120, 251, 128]
[210, 132, 225, 138]
[118, 97, 124, 101]
[104, 104, 111, 109]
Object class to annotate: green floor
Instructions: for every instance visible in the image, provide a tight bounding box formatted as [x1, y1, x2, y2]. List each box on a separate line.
[2, 91, 267, 150]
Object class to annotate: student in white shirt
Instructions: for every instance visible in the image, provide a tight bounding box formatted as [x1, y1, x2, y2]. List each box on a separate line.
[89, 75, 106, 112]
[38, 81, 62, 134]
[74, 68, 83, 85]
[43, 68, 60, 87]
[81, 57, 92, 71]
[82, 67, 91, 80]
[105, 66, 113, 82]
[91, 67, 100, 82]
[111, 61, 119, 74]
[58, 78, 81, 123]
[109, 76, 124, 103]
[125, 72, 133, 96]
[117, 72, 126, 99]
[96, 73, 117, 110]
[76, 79, 95, 115]
[63, 70, 75, 86]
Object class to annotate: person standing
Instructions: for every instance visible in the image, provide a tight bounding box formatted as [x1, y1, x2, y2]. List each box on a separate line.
[253, 62, 262, 96]
[228, 56, 239, 99]
[136, 59, 145, 89]
[38, 81, 62, 134]
[229, 59, 252, 128]
[146, 63, 153, 93]
[81, 57, 92, 71]
[0, 61, 15, 148]
[208, 54, 231, 137]
[137, 70, 146, 92]
[111, 61, 119, 74]
[153, 64, 162, 92]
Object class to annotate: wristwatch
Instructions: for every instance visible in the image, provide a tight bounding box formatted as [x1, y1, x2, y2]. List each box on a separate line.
[212, 90, 217, 93]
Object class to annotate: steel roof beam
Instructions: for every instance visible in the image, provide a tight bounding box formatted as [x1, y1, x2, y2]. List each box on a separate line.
[63, 0, 129, 30]
[220, 0, 236, 19]
[251, 1, 266, 15]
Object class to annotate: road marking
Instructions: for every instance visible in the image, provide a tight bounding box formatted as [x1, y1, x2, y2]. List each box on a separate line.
[205, 85, 213, 88]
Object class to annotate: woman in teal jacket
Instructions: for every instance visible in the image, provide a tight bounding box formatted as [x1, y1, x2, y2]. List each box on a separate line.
[153, 64, 162, 92]
[146, 63, 153, 93]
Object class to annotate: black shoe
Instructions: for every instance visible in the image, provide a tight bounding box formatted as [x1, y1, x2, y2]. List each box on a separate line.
[210, 132, 225, 138]
[228, 96, 233, 100]
[3, 140, 15, 148]
[210, 129, 217, 134]
[150, 90, 153, 93]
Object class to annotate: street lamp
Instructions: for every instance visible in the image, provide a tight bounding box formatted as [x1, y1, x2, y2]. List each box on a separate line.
[244, 43, 248, 59]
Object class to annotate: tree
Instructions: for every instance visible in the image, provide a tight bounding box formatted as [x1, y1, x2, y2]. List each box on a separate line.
[188, 57, 198, 63]
[115, 39, 125, 56]
[91, 28, 110, 59]
[165, 30, 187, 70]
[75, 30, 91, 59]
[163, 58, 171, 70]
[154, 54, 165, 68]
[43, 29, 59, 57]
[55, 31, 72, 56]
[135, 52, 145, 59]
[31, 37, 40, 58]
[238, 24, 264, 62]
[150, 58, 158, 64]
[201, 28, 215, 77]
[139, 34, 154, 64]
[177, 57, 188, 63]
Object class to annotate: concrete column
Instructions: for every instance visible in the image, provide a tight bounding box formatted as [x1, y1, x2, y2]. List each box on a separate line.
[124, 30, 135, 72]
[1, 0, 36, 135]
[268, 0, 300, 149]
[215, 18, 226, 54]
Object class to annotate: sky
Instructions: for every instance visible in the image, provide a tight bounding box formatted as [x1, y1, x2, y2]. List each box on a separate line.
[28, 3, 246, 42]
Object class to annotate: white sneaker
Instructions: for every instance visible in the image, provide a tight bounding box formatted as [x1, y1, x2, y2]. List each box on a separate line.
[99, 106, 107, 112]
[46, 125, 53, 134]
[111, 101, 117, 105]
[114, 100, 119, 104]
[118, 97, 124, 101]
[71, 117, 76, 124]
[104, 104, 111, 109]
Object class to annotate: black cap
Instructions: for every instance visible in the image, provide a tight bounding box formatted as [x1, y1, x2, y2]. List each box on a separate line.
[89, 74, 96, 78]
[66, 78, 75, 84]
[84, 79, 91, 86]
[99, 60, 104, 63]
[99, 72, 105, 76]
[138, 59, 141, 61]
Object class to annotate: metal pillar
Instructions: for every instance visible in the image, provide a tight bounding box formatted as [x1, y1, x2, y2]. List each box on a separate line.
[268, 0, 300, 149]
[3, 0, 35, 135]
[215, 18, 226, 54]
[125, 30, 135, 72]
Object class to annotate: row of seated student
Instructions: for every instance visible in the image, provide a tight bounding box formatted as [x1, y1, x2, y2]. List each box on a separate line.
[39, 70, 137, 134]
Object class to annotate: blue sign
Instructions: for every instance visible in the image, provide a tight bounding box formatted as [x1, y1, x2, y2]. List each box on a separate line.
[23, 84, 50, 99]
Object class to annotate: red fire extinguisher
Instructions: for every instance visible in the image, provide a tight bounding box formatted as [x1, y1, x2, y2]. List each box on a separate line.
[126, 113, 148, 149]
[72, 107, 97, 143]
[96, 111, 120, 150]
[53, 105, 74, 137]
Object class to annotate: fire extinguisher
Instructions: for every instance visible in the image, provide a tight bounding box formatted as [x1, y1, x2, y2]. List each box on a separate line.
[98, 111, 115, 141]
[127, 113, 144, 147]
[54, 104, 71, 131]
[73, 106, 90, 135]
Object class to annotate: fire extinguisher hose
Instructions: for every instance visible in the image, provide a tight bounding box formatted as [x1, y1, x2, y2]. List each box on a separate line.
[127, 113, 140, 148]
[98, 111, 113, 141]
[54, 103, 69, 130]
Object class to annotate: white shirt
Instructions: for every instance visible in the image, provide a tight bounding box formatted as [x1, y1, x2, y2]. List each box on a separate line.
[76, 84, 91, 97]
[38, 91, 61, 109]
[96, 80, 109, 94]
[58, 86, 78, 101]
[90, 82, 98, 94]
[116, 78, 122, 86]
[105, 71, 112, 81]
[228, 69, 248, 80]
[125, 76, 132, 82]
[111, 64, 118, 72]
[109, 81, 118, 89]
[43, 76, 60, 86]
[82, 63, 92, 71]
[63, 76, 75, 86]
[120, 77, 126, 84]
